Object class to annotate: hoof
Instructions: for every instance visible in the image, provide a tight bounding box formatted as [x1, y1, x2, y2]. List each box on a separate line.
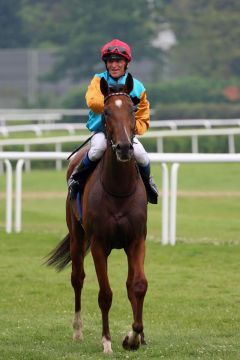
[122, 335, 140, 351]
[73, 330, 83, 341]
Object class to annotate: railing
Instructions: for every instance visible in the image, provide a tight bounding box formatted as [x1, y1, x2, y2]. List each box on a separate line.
[0, 123, 87, 137]
[150, 119, 240, 129]
[1, 127, 240, 171]
[1, 152, 240, 246]
[145, 127, 240, 153]
[0, 108, 89, 126]
[2, 118, 240, 136]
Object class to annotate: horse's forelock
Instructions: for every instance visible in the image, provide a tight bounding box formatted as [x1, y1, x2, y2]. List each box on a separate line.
[109, 84, 125, 93]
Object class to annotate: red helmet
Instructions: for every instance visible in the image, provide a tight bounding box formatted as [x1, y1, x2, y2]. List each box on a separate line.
[101, 39, 132, 63]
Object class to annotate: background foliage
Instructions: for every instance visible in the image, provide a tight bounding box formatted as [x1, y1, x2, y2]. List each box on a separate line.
[1, 0, 240, 79]
[0, 0, 240, 113]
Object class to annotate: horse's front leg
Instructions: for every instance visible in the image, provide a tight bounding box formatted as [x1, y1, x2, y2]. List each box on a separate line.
[91, 241, 113, 353]
[70, 220, 86, 341]
[123, 239, 148, 351]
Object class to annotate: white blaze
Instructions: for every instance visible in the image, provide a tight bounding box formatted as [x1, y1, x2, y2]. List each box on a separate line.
[115, 99, 122, 108]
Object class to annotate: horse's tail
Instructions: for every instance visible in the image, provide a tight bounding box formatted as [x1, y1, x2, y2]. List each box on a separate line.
[45, 233, 71, 271]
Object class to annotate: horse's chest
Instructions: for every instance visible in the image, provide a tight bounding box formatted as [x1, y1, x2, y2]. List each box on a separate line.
[106, 212, 133, 248]
[85, 181, 147, 248]
[88, 207, 136, 248]
[97, 209, 132, 234]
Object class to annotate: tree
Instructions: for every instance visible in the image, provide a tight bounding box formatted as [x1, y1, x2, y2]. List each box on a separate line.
[0, 0, 29, 47]
[163, 0, 240, 78]
[20, 0, 164, 80]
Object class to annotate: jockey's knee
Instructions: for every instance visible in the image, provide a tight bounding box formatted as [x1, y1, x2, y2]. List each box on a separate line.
[133, 138, 149, 166]
[136, 155, 149, 167]
[88, 132, 107, 161]
[88, 148, 106, 161]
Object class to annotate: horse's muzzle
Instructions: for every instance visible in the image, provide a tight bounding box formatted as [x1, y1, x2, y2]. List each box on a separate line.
[115, 142, 134, 162]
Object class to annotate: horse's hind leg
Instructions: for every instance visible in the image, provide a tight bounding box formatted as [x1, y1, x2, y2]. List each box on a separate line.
[91, 241, 113, 353]
[123, 239, 148, 351]
[70, 218, 86, 341]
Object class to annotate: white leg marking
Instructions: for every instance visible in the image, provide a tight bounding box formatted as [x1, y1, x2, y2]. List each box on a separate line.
[72, 311, 83, 341]
[127, 330, 141, 346]
[102, 336, 113, 353]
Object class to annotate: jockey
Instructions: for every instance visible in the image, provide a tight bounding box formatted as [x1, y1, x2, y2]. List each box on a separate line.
[68, 39, 158, 204]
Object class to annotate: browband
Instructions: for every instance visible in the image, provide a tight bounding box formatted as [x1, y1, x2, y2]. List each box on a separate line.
[104, 92, 131, 103]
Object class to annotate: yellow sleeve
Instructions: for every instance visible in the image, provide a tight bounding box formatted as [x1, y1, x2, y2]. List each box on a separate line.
[135, 90, 150, 135]
[85, 76, 104, 114]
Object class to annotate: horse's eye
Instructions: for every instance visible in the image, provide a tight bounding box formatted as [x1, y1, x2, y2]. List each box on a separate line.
[104, 109, 111, 117]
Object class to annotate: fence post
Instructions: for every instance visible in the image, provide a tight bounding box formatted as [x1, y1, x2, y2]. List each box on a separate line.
[161, 163, 169, 244]
[169, 163, 180, 245]
[24, 144, 31, 171]
[55, 143, 62, 170]
[15, 159, 25, 233]
[0, 145, 3, 173]
[228, 134, 235, 153]
[4, 160, 13, 233]
[157, 137, 163, 153]
[192, 135, 199, 153]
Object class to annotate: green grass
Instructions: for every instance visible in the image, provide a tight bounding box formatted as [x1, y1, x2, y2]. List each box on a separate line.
[0, 129, 89, 140]
[0, 164, 240, 359]
[0, 235, 239, 359]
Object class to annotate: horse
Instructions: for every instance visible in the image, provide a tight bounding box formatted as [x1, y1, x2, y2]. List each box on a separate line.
[46, 73, 148, 353]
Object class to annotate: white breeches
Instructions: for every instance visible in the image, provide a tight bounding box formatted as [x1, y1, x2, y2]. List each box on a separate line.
[88, 132, 149, 167]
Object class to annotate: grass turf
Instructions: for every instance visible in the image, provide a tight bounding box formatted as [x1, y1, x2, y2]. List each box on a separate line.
[0, 164, 240, 358]
[0, 233, 239, 359]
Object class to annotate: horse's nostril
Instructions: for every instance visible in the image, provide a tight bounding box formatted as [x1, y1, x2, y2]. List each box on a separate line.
[116, 142, 133, 151]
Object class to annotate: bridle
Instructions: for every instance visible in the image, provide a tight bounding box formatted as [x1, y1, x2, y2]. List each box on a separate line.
[100, 92, 137, 198]
[103, 92, 135, 150]
[104, 92, 131, 104]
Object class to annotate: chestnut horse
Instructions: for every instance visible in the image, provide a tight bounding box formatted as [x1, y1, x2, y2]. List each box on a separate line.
[46, 73, 148, 353]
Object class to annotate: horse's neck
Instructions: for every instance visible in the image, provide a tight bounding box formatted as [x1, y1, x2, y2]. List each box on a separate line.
[101, 148, 137, 197]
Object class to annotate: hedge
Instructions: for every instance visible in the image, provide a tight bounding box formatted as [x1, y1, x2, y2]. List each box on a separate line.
[154, 103, 240, 120]
[146, 77, 240, 107]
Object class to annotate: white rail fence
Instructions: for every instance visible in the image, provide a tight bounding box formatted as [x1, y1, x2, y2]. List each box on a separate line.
[0, 109, 240, 127]
[0, 127, 240, 172]
[2, 118, 240, 137]
[0, 123, 87, 137]
[1, 152, 240, 245]
[0, 109, 89, 126]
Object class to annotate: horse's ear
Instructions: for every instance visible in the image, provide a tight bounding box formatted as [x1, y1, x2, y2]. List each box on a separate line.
[125, 73, 134, 94]
[100, 77, 109, 98]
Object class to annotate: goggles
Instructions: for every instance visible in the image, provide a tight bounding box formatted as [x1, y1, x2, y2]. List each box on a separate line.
[103, 46, 128, 56]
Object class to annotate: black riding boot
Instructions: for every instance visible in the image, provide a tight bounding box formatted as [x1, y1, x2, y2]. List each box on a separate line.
[68, 153, 97, 200]
[139, 163, 159, 204]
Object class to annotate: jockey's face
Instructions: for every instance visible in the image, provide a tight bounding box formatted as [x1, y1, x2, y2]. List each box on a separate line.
[106, 58, 127, 78]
